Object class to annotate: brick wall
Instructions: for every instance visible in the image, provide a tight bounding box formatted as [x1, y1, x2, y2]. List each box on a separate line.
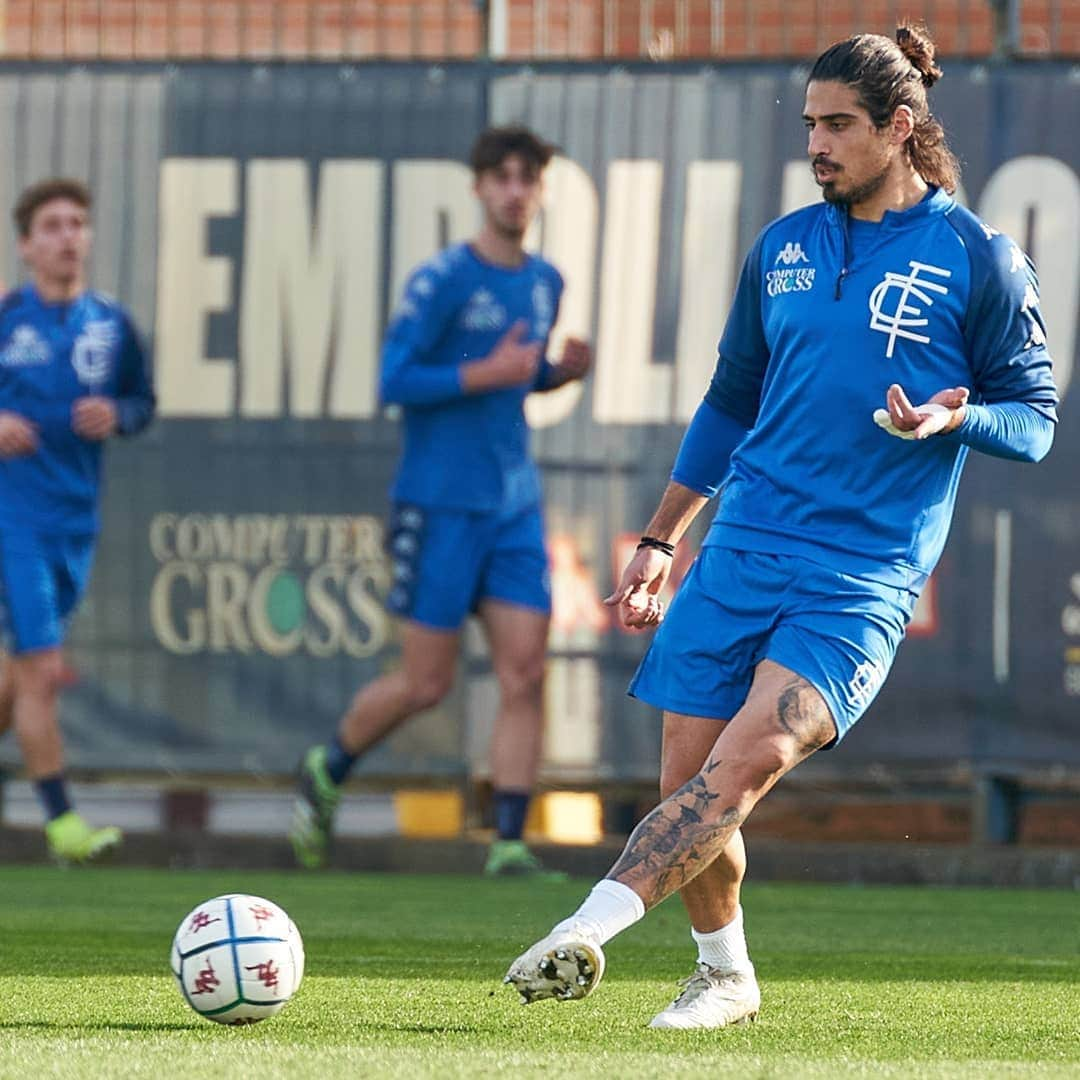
[0, 0, 1075, 60]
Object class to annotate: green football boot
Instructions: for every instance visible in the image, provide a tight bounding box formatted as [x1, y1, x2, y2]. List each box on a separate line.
[484, 839, 568, 881]
[45, 811, 122, 865]
[289, 745, 341, 869]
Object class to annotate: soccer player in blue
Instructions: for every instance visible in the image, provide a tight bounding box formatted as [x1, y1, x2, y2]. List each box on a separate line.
[505, 26, 1058, 1026]
[290, 126, 592, 875]
[0, 178, 155, 863]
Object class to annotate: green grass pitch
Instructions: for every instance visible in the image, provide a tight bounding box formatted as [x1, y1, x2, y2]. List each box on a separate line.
[1, 865, 1077, 1077]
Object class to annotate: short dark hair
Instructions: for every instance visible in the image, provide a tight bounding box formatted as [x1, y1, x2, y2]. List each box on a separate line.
[469, 126, 556, 176]
[809, 24, 960, 193]
[13, 178, 92, 238]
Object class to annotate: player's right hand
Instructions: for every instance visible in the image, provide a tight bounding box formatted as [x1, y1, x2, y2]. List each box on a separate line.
[0, 411, 39, 457]
[483, 320, 542, 388]
[604, 547, 671, 630]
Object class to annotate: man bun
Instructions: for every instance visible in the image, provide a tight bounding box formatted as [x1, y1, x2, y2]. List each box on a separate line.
[896, 24, 943, 88]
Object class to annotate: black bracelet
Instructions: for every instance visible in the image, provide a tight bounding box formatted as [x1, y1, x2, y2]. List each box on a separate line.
[637, 535, 675, 556]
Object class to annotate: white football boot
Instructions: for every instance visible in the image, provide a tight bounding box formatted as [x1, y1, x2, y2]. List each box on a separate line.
[648, 965, 760, 1029]
[504, 929, 606, 1005]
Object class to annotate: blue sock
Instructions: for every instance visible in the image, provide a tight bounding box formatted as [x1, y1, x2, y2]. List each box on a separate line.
[35, 774, 72, 822]
[493, 789, 531, 841]
[324, 735, 358, 786]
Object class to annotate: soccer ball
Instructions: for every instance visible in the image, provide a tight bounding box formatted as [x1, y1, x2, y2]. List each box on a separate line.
[171, 893, 305, 1025]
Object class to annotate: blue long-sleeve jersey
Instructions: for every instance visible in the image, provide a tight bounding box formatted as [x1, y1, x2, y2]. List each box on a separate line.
[0, 284, 155, 535]
[381, 243, 564, 514]
[693, 188, 1058, 591]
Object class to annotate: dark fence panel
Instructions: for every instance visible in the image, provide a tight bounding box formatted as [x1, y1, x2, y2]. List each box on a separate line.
[0, 60, 1075, 778]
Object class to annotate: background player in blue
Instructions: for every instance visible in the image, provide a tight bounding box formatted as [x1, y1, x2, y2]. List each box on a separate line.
[291, 126, 592, 875]
[0, 178, 155, 863]
[505, 26, 1058, 1026]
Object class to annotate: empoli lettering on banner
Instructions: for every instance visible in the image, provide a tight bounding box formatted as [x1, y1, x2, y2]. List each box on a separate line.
[155, 154, 1077, 425]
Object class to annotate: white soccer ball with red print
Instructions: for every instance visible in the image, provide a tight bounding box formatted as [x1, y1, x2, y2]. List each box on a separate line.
[170, 893, 305, 1024]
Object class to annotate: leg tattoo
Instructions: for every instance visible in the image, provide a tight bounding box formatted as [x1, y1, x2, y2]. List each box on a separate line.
[607, 675, 834, 910]
[776, 676, 836, 753]
[607, 762, 743, 908]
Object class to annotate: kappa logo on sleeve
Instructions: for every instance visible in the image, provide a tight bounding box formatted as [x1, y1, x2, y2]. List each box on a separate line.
[1020, 282, 1046, 350]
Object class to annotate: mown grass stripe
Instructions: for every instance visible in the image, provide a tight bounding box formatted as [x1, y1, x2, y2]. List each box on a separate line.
[0, 866, 1076, 1077]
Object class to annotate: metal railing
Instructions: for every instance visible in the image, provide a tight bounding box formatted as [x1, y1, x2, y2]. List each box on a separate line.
[0, 0, 1073, 62]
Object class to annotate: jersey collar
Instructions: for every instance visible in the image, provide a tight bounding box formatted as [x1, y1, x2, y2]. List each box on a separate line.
[24, 283, 90, 317]
[826, 186, 953, 231]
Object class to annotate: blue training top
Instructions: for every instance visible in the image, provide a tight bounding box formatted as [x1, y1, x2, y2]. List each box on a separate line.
[381, 242, 564, 515]
[684, 188, 1058, 591]
[0, 284, 155, 535]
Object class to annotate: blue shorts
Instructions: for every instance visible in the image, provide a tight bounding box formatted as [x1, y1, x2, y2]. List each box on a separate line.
[384, 503, 551, 630]
[629, 547, 916, 744]
[0, 529, 96, 654]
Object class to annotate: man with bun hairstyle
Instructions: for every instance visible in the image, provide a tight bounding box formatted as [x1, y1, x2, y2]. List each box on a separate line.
[505, 26, 1057, 1027]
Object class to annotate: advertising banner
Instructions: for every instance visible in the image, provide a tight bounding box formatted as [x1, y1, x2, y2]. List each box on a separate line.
[0, 61, 1075, 776]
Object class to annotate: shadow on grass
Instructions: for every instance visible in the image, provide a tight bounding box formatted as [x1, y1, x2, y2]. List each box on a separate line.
[0, 1020, 203, 1033]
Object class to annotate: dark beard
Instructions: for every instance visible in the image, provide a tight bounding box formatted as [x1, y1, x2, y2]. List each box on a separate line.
[492, 213, 527, 242]
[495, 224, 526, 242]
[819, 162, 890, 208]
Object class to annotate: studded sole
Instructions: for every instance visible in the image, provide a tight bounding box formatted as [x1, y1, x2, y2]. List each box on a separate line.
[505, 942, 604, 1005]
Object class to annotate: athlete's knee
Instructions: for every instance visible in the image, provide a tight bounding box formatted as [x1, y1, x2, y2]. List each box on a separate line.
[736, 734, 807, 790]
[403, 667, 455, 712]
[726, 695, 830, 788]
[696, 734, 799, 806]
[11, 651, 65, 700]
[494, 653, 545, 705]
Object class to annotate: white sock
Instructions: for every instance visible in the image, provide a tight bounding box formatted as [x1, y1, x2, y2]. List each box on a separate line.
[692, 906, 754, 975]
[551, 879, 645, 945]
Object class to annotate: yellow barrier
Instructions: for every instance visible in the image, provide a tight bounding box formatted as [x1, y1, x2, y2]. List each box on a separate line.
[394, 788, 604, 843]
[393, 789, 464, 838]
[525, 791, 604, 844]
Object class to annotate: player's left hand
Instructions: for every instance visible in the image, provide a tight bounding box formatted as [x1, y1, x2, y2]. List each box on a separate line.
[874, 383, 968, 441]
[556, 337, 592, 382]
[72, 396, 119, 441]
